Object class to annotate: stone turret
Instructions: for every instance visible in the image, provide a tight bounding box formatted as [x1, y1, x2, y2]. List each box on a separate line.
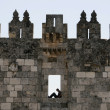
[9, 10, 21, 38]
[89, 10, 101, 39]
[41, 15, 67, 62]
[77, 11, 89, 40]
[21, 10, 33, 39]
[42, 15, 67, 43]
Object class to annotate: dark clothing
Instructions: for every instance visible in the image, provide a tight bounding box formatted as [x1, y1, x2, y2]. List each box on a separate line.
[57, 91, 62, 98]
[48, 91, 62, 98]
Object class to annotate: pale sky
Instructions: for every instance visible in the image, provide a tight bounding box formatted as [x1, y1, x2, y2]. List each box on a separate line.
[0, 0, 110, 39]
[48, 75, 61, 96]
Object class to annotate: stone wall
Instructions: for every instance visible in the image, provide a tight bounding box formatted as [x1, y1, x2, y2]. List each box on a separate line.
[0, 59, 41, 110]
[0, 10, 110, 110]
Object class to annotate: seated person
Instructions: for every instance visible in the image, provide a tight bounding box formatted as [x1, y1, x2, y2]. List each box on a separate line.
[48, 88, 62, 98]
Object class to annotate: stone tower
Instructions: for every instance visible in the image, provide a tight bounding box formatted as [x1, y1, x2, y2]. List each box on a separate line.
[41, 15, 68, 109]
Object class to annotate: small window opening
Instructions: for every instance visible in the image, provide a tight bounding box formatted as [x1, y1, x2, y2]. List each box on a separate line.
[48, 75, 61, 98]
[53, 18, 55, 27]
[88, 29, 90, 39]
[20, 29, 22, 38]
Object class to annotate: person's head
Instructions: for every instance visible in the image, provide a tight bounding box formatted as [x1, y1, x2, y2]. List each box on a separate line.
[56, 88, 59, 92]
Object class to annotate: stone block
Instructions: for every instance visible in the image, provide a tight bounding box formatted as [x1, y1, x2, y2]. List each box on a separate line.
[102, 97, 110, 102]
[72, 91, 80, 97]
[0, 59, 3, 65]
[105, 66, 110, 72]
[22, 66, 31, 71]
[6, 97, 13, 102]
[15, 85, 22, 91]
[10, 91, 17, 97]
[7, 85, 14, 91]
[13, 98, 22, 102]
[28, 78, 36, 85]
[79, 79, 96, 85]
[22, 98, 30, 102]
[108, 72, 110, 77]
[38, 103, 40, 110]
[72, 85, 85, 91]
[1, 66, 8, 71]
[42, 63, 51, 68]
[76, 72, 85, 78]
[23, 85, 36, 91]
[21, 78, 28, 84]
[101, 103, 107, 110]
[10, 78, 20, 84]
[3, 59, 9, 65]
[16, 59, 24, 65]
[28, 72, 35, 77]
[4, 78, 10, 84]
[31, 66, 37, 71]
[0, 91, 3, 97]
[7, 72, 13, 77]
[69, 103, 81, 110]
[103, 72, 108, 78]
[98, 92, 110, 98]
[1, 103, 11, 110]
[85, 72, 95, 78]
[29, 103, 38, 110]
[75, 43, 82, 50]
[25, 59, 34, 65]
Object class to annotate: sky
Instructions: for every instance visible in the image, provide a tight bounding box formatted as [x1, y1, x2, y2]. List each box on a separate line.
[0, 0, 110, 39]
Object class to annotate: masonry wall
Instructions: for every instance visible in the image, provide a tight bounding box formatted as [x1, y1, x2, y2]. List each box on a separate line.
[0, 58, 41, 110]
[0, 11, 110, 110]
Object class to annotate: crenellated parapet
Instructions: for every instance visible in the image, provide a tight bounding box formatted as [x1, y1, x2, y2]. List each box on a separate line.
[77, 10, 101, 40]
[9, 10, 33, 39]
[42, 15, 67, 43]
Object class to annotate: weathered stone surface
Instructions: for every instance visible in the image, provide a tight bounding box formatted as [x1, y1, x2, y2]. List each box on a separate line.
[1, 66, 8, 71]
[4, 78, 10, 84]
[85, 72, 95, 78]
[6, 97, 13, 102]
[29, 103, 38, 110]
[76, 72, 85, 78]
[16, 59, 25, 65]
[1, 103, 11, 110]
[7, 85, 14, 91]
[10, 78, 21, 84]
[105, 66, 110, 72]
[31, 66, 37, 71]
[103, 72, 108, 78]
[21, 78, 28, 84]
[22, 66, 31, 71]
[42, 63, 52, 68]
[25, 59, 34, 65]
[10, 91, 17, 97]
[15, 85, 22, 91]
